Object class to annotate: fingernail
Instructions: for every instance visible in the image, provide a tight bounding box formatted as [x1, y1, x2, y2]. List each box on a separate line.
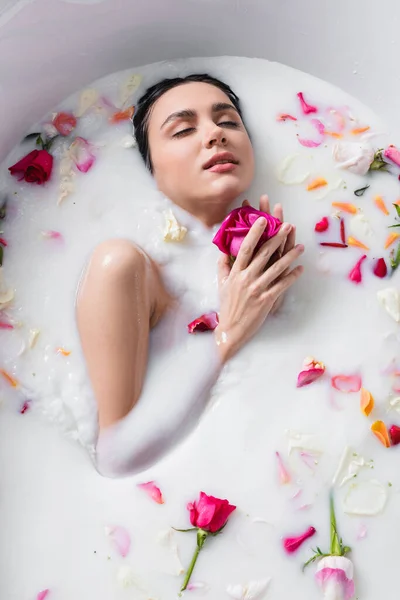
[297, 244, 305, 252]
[258, 217, 266, 226]
[282, 223, 291, 232]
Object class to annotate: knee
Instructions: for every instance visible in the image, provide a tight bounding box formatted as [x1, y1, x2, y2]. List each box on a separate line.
[89, 239, 148, 284]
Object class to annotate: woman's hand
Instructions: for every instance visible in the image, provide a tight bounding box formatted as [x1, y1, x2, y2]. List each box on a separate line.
[215, 215, 304, 364]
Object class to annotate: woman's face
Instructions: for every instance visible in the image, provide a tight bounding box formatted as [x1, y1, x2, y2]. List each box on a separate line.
[147, 81, 255, 226]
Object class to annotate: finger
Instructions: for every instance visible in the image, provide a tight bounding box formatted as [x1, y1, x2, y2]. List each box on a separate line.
[260, 194, 270, 214]
[273, 203, 284, 222]
[258, 244, 304, 288]
[262, 265, 304, 302]
[248, 224, 292, 275]
[217, 253, 231, 287]
[232, 217, 268, 273]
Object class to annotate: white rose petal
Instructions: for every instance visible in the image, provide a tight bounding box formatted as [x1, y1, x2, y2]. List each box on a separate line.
[75, 88, 99, 117]
[226, 578, 271, 600]
[285, 429, 324, 455]
[377, 288, 400, 323]
[116, 565, 136, 589]
[332, 447, 374, 487]
[0, 269, 14, 309]
[163, 209, 187, 243]
[119, 74, 142, 108]
[28, 328, 40, 349]
[388, 396, 400, 413]
[343, 479, 388, 516]
[332, 141, 374, 175]
[276, 154, 311, 185]
[350, 213, 374, 240]
[156, 528, 184, 576]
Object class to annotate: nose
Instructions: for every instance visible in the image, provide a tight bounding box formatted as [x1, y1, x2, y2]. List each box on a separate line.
[204, 123, 227, 149]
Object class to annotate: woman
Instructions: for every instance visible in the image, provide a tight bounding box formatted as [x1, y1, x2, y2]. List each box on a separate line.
[76, 73, 304, 476]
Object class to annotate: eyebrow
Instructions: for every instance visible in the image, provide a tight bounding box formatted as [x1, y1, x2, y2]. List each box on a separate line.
[160, 102, 239, 129]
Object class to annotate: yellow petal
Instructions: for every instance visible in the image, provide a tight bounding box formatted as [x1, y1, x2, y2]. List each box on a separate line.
[384, 232, 400, 249]
[56, 347, 71, 357]
[371, 421, 391, 448]
[360, 388, 374, 416]
[332, 202, 358, 214]
[348, 237, 369, 251]
[351, 126, 370, 135]
[374, 195, 389, 216]
[307, 177, 328, 191]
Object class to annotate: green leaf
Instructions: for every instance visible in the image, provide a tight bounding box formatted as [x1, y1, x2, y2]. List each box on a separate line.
[23, 132, 42, 142]
[354, 185, 370, 197]
[43, 135, 59, 152]
[36, 134, 44, 149]
[0, 199, 7, 220]
[388, 224, 400, 228]
[394, 204, 400, 218]
[330, 493, 341, 556]
[390, 242, 400, 271]
[369, 149, 388, 172]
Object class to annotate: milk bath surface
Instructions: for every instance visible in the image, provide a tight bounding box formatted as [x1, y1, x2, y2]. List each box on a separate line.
[0, 56, 400, 599]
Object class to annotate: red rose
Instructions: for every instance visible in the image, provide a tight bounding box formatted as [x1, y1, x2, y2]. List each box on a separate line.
[212, 205, 281, 257]
[187, 491, 236, 533]
[9, 150, 53, 184]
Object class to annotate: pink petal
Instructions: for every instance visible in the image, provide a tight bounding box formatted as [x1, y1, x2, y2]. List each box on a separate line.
[384, 145, 400, 168]
[297, 92, 318, 114]
[137, 481, 164, 504]
[315, 567, 355, 600]
[372, 257, 387, 278]
[298, 119, 325, 147]
[276, 451, 291, 484]
[283, 526, 316, 553]
[41, 230, 64, 242]
[187, 311, 219, 334]
[69, 137, 95, 173]
[348, 254, 367, 284]
[296, 367, 325, 387]
[331, 374, 362, 393]
[20, 400, 31, 414]
[37, 591, 50, 600]
[105, 525, 131, 557]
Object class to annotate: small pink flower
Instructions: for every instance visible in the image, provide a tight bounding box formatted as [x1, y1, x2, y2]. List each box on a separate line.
[283, 525, 316, 553]
[69, 137, 95, 173]
[105, 525, 131, 557]
[315, 555, 355, 600]
[187, 491, 236, 534]
[137, 481, 164, 504]
[297, 92, 318, 115]
[187, 312, 219, 334]
[348, 254, 367, 284]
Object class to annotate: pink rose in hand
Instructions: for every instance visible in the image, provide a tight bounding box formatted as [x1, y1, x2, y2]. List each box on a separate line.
[187, 491, 236, 533]
[212, 206, 282, 258]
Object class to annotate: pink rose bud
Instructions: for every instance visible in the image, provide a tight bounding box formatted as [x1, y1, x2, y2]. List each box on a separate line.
[187, 491, 236, 533]
[9, 149, 53, 184]
[212, 206, 281, 258]
[315, 555, 355, 600]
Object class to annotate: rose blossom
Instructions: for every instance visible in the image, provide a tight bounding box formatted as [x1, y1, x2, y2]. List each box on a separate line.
[315, 556, 355, 600]
[332, 141, 374, 175]
[212, 206, 281, 257]
[9, 149, 53, 184]
[187, 491, 236, 533]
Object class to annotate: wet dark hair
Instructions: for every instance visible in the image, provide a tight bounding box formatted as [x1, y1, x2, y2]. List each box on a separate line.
[133, 73, 244, 173]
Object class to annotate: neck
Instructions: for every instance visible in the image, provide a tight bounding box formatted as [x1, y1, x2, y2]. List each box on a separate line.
[171, 197, 233, 229]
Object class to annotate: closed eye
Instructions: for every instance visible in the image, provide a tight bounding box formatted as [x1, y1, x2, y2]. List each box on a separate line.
[218, 121, 240, 128]
[173, 127, 195, 138]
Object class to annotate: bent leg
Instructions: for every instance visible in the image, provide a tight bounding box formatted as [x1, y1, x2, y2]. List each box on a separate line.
[76, 239, 170, 429]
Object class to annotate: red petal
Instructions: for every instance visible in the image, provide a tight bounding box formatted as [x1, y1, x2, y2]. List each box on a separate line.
[277, 113, 298, 122]
[0, 237, 8, 247]
[53, 112, 77, 136]
[187, 312, 219, 334]
[315, 217, 329, 233]
[20, 400, 31, 414]
[331, 374, 362, 393]
[373, 258, 387, 278]
[389, 425, 400, 446]
[297, 368, 325, 388]
[297, 92, 318, 115]
[283, 526, 316, 553]
[8, 150, 39, 175]
[348, 254, 367, 284]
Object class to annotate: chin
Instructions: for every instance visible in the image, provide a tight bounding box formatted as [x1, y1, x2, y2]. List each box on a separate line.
[208, 175, 248, 205]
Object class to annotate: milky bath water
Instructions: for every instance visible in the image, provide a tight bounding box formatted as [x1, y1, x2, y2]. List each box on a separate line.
[0, 56, 400, 599]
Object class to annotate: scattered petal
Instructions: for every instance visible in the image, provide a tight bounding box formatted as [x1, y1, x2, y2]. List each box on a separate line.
[40, 230, 64, 242]
[319, 242, 348, 248]
[360, 388, 374, 416]
[110, 106, 135, 124]
[0, 368, 19, 388]
[389, 425, 400, 445]
[119, 74, 142, 108]
[56, 347, 71, 357]
[384, 144, 400, 168]
[37, 591, 50, 600]
[298, 118, 324, 147]
[283, 526, 316, 553]
[371, 420, 391, 447]
[226, 578, 271, 600]
[53, 112, 77, 136]
[276, 113, 297, 122]
[75, 88, 99, 117]
[348, 254, 367, 284]
[385, 232, 400, 249]
[347, 237, 369, 251]
[343, 479, 388, 515]
[307, 177, 327, 191]
[20, 400, 31, 414]
[332, 446, 374, 487]
[163, 209, 187, 242]
[372, 258, 387, 280]
[0, 269, 14, 310]
[276, 154, 311, 185]
[351, 126, 370, 135]
[374, 195, 390, 216]
[286, 430, 324, 455]
[69, 137, 95, 173]
[275, 451, 291, 484]
[157, 528, 184, 576]
[350, 213, 373, 240]
[188, 312, 219, 334]
[137, 481, 164, 504]
[377, 288, 400, 323]
[332, 141, 374, 175]
[297, 367, 325, 387]
[324, 131, 343, 139]
[315, 217, 329, 233]
[0, 320, 13, 330]
[187, 582, 211, 593]
[332, 202, 358, 215]
[357, 523, 368, 540]
[116, 565, 136, 589]
[297, 92, 318, 115]
[299, 451, 319, 471]
[105, 525, 131, 557]
[340, 218, 346, 244]
[331, 374, 362, 393]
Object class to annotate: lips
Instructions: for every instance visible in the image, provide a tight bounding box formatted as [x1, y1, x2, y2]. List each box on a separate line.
[203, 152, 239, 170]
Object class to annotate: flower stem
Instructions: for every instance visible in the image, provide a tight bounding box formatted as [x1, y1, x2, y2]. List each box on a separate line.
[180, 529, 208, 592]
[330, 492, 341, 556]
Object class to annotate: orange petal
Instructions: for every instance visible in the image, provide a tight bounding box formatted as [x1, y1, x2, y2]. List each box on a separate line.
[347, 237, 370, 251]
[360, 388, 374, 416]
[56, 347, 71, 357]
[110, 106, 135, 123]
[351, 126, 370, 135]
[0, 368, 19, 388]
[307, 177, 328, 191]
[331, 202, 358, 214]
[371, 420, 391, 448]
[384, 232, 400, 249]
[374, 195, 389, 216]
[395, 199, 400, 207]
[324, 131, 343, 139]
